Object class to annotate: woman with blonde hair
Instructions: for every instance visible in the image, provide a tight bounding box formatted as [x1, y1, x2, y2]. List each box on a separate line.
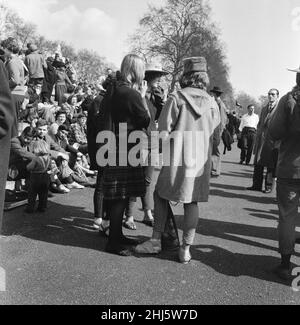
[100, 54, 150, 256]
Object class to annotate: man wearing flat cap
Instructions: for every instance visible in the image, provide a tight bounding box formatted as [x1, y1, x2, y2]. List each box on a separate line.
[210, 86, 228, 177]
[136, 56, 220, 264]
[25, 44, 47, 86]
[268, 65, 300, 280]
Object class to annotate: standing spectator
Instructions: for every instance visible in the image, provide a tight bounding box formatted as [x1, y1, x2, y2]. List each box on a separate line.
[227, 111, 240, 139]
[269, 67, 300, 280]
[1, 37, 26, 137]
[135, 57, 220, 264]
[100, 54, 150, 256]
[210, 86, 228, 177]
[25, 140, 51, 213]
[24, 44, 46, 86]
[238, 104, 259, 165]
[42, 57, 57, 103]
[0, 59, 14, 233]
[86, 89, 108, 230]
[55, 62, 73, 107]
[65, 58, 77, 84]
[124, 62, 168, 230]
[247, 89, 280, 192]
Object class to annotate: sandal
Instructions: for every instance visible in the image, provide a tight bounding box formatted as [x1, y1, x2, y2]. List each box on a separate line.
[99, 223, 110, 237]
[135, 239, 162, 254]
[178, 247, 192, 264]
[123, 220, 137, 230]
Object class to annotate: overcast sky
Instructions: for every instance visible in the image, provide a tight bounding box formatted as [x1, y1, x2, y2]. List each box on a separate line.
[3, 0, 300, 99]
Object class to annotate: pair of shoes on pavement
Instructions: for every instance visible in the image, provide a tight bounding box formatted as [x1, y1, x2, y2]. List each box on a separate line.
[66, 182, 85, 189]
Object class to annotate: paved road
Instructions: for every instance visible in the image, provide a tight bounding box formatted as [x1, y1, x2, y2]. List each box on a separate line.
[1, 145, 300, 305]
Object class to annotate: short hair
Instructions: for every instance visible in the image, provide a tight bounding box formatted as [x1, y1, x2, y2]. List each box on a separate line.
[22, 127, 35, 138]
[67, 95, 77, 105]
[179, 71, 210, 90]
[120, 54, 145, 90]
[36, 119, 48, 128]
[77, 113, 86, 119]
[1, 37, 20, 54]
[58, 125, 69, 132]
[269, 88, 279, 96]
[56, 110, 67, 119]
[31, 140, 49, 156]
[247, 104, 255, 109]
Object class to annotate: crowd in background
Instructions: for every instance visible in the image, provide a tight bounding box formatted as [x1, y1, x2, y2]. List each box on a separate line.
[1, 36, 300, 282]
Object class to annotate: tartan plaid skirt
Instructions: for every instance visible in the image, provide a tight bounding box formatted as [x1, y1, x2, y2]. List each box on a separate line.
[101, 165, 146, 200]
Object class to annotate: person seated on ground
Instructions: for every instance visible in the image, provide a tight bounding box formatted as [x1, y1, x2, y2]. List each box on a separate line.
[22, 83, 56, 126]
[56, 156, 84, 189]
[9, 127, 36, 191]
[52, 124, 84, 167]
[80, 86, 94, 112]
[36, 102, 56, 125]
[48, 110, 71, 137]
[66, 95, 82, 121]
[72, 156, 96, 187]
[49, 159, 70, 194]
[74, 86, 85, 101]
[69, 113, 88, 154]
[33, 119, 69, 161]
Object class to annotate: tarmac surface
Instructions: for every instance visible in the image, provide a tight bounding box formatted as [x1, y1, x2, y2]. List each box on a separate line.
[1, 145, 300, 305]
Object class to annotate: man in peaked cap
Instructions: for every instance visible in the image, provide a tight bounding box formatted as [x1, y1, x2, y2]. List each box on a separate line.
[210, 86, 228, 177]
[268, 65, 300, 280]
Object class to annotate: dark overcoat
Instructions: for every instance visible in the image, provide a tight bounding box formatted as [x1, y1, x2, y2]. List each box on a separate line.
[0, 60, 14, 233]
[254, 103, 279, 167]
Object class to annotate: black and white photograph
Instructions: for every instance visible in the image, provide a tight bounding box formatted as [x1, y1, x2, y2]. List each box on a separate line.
[1, 0, 300, 308]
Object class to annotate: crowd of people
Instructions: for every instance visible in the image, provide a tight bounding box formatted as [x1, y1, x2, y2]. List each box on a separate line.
[1, 36, 300, 283]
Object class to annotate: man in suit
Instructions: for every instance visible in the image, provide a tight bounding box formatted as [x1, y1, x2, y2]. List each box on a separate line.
[0, 60, 14, 234]
[247, 89, 280, 193]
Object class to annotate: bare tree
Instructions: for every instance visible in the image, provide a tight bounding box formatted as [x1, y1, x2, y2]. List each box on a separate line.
[129, 0, 232, 97]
